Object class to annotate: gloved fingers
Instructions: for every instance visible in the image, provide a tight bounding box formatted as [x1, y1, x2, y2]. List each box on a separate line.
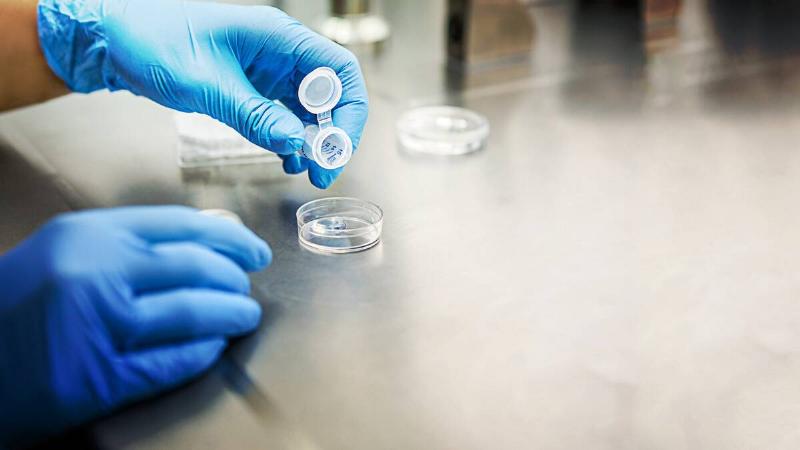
[128, 242, 250, 294]
[86, 206, 270, 271]
[278, 74, 366, 189]
[331, 92, 369, 151]
[222, 77, 306, 155]
[279, 153, 308, 175]
[277, 151, 342, 188]
[244, 10, 368, 146]
[124, 289, 261, 349]
[265, 13, 359, 87]
[118, 338, 227, 400]
[307, 162, 345, 190]
[286, 34, 369, 150]
[277, 96, 317, 125]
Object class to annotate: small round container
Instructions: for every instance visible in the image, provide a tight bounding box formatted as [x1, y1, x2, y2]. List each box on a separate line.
[200, 208, 243, 224]
[297, 197, 383, 254]
[396, 106, 490, 156]
[297, 68, 353, 169]
[302, 124, 353, 170]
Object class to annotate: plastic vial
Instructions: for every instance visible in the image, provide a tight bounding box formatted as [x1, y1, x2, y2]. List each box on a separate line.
[296, 67, 354, 169]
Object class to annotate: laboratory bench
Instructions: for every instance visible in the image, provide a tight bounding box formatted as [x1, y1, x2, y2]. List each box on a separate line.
[3, 0, 800, 449]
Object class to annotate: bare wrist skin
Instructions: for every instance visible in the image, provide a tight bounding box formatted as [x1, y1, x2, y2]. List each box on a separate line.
[0, 0, 68, 111]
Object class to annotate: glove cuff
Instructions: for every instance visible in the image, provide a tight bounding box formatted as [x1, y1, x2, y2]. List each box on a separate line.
[37, 0, 116, 93]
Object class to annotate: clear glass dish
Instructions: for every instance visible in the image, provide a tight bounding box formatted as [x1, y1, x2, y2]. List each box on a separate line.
[396, 106, 490, 156]
[296, 197, 383, 254]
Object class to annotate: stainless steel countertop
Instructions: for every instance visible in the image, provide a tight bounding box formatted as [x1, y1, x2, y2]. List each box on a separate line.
[4, 0, 800, 448]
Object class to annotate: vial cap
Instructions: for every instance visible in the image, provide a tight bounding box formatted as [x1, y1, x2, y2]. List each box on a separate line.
[298, 67, 343, 114]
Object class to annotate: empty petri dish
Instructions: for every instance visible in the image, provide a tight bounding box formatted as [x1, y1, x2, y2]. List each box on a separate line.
[396, 106, 490, 156]
[297, 197, 383, 254]
[200, 208, 243, 224]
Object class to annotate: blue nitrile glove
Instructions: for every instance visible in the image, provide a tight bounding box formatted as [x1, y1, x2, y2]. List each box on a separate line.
[37, 0, 369, 189]
[0, 206, 270, 447]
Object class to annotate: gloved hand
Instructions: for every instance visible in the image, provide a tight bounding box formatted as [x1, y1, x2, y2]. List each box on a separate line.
[38, 0, 369, 189]
[0, 206, 270, 446]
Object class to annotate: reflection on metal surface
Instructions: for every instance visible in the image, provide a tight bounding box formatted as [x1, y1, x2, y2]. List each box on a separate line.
[217, 358, 320, 450]
[643, 0, 681, 52]
[332, 0, 368, 15]
[319, 0, 390, 49]
[174, 112, 282, 168]
[708, 0, 800, 58]
[571, 0, 644, 70]
[0, 134, 74, 251]
[179, 161, 286, 186]
[561, 0, 646, 115]
[447, 0, 535, 67]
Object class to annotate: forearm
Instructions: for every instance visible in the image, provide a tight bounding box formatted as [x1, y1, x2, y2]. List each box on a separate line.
[0, 0, 68, 111]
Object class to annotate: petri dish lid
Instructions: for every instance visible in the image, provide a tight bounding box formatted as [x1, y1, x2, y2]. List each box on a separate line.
[396, 106, 490, 156]
[297, 197, 383, 254]
[298, 67, 343, 114]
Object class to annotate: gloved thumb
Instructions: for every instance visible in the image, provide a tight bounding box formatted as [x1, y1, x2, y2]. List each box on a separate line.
[220, 78, 305, 155]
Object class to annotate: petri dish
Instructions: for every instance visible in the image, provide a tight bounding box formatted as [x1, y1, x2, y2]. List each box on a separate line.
[396, 106, 490, 156]
[297, 197, 383, 254]
[200, 208, 243, 224]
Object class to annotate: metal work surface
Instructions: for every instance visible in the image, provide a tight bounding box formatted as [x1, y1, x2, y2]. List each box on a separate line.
[3, 0, 800, 448]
